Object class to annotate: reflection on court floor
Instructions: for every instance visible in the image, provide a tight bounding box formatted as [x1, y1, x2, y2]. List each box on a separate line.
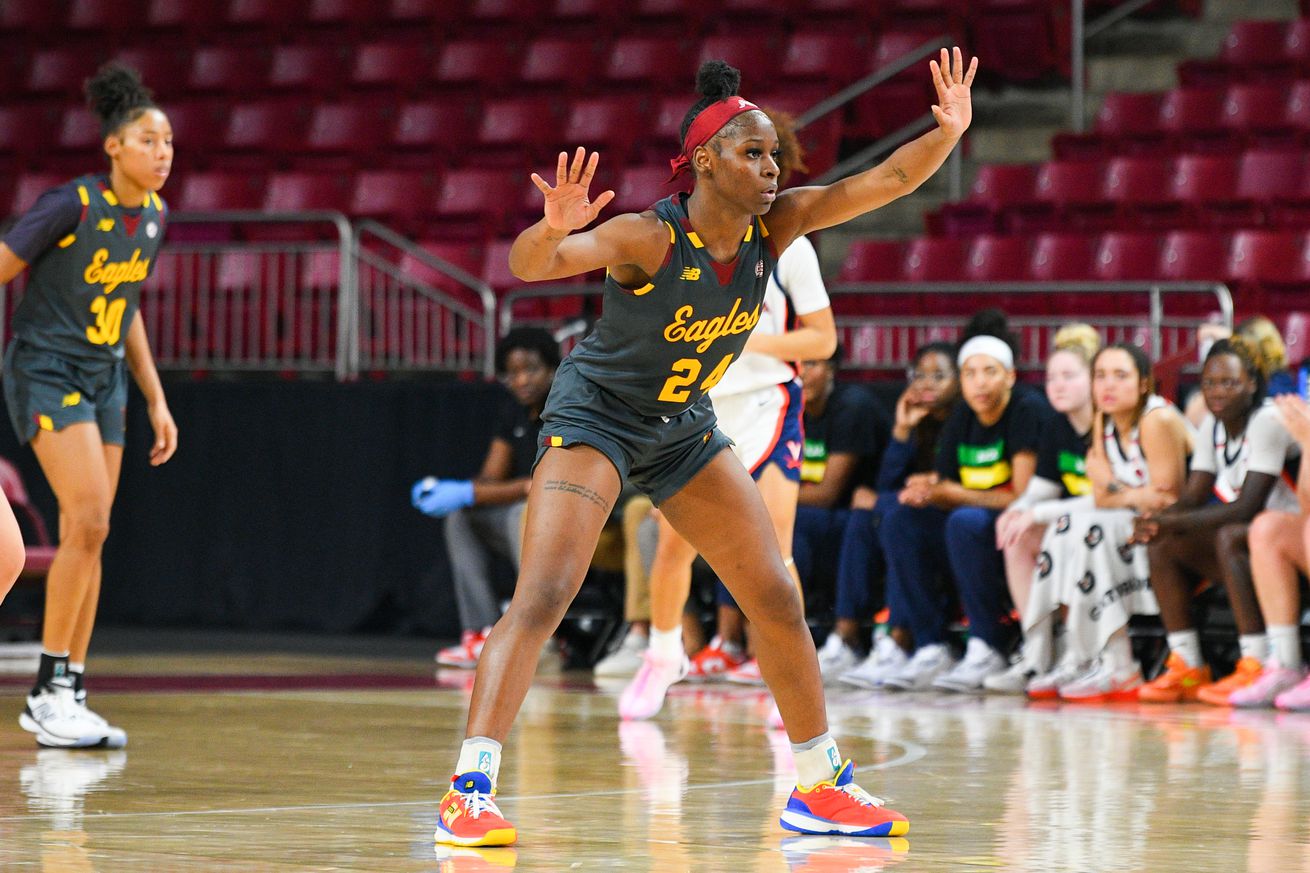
[1, 651, 1308, 871]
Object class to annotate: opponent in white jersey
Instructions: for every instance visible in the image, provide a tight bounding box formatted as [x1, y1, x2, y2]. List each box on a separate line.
[1025, 344, 1192, 703]
[1132, 338, 1300, 703]
[619, 107, 838, 720]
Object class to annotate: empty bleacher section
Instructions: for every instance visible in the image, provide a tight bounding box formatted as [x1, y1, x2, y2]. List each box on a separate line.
[3, 0, 1297, 381]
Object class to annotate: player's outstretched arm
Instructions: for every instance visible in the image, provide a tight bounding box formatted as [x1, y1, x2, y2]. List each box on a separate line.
[509, 148, 666, 283]
[773, 47, 978, 242]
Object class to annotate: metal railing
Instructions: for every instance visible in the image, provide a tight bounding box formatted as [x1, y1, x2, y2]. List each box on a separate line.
[498, 280, 1233, 372]
[1071, 0, 1160, 132]
[354, 221, 497, 379]
[828, 280, 1232, 371]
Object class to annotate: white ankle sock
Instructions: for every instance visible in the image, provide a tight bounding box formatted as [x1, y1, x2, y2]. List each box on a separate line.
[1166, 630, 1202, 668]
[1102, 628, 1134, 673]
[1238, 633, 1269, 663]
[791, 733, 842, 788]
[1268, 625, 1302, 670]
[1022, 616, 1054, 672]
[455, 737, 502, 786]
[649, 627, 683, 661]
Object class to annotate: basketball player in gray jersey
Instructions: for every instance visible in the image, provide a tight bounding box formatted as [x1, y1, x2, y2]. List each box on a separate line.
[0, 64, 176, 750]
[436, 50, 978, 847]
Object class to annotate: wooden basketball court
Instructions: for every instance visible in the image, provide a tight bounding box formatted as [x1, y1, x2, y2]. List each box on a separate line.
[0, 636, 1307, 871]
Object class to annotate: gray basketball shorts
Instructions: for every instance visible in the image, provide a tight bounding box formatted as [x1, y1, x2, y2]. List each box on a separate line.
[533, 359, 734, 506]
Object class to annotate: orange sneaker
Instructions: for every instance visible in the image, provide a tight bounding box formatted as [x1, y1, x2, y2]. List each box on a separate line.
[1139, 653, 1212, 703]
[434, 772, 517, 847]
[1197, 656, 1264, 707]
[780, 760, 909, 837]
[685, 636, 747, 682]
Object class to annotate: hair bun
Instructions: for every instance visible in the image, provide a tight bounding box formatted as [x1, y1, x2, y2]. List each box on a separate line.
[85, 62, 154, 132]
[695, 60, 741, 102]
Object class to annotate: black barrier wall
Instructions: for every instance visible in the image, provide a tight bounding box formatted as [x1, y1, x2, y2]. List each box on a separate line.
[0, 377, 510, 637]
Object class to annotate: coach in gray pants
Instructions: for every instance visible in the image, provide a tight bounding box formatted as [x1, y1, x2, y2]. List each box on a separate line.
[412, 328, 559, 667]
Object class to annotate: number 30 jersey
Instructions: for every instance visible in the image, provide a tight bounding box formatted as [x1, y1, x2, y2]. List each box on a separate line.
[567, 192, 779, 418]
[10, 175, 166, 368]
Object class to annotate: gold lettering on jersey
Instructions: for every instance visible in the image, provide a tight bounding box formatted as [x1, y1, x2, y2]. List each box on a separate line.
[84, 248, 150, 294]
[663, 299, 760, 353]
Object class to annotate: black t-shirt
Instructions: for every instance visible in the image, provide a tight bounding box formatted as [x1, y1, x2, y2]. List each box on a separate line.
[802, 382, 888, 506]
[1035, 414, 1092, 497]
[935, 392, 1048, 490]
[494, 398, 543, 479]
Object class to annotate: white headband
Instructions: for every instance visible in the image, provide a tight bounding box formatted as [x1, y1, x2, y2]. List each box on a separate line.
[957, 335, 1015, 370]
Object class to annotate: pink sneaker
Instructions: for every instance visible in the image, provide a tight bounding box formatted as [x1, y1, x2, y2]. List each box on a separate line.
[436, 628, 490, 668]
[685, 636, 746, 682]
[726, 658, 765, 686]
[619, 650, 689, 720]
[1275, 672, 1310, 711]
[1230, 664, 1306, 709]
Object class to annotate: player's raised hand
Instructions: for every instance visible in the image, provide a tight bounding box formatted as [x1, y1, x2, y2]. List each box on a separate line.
[531, 147, 615, 233]
[929, 46, 978, 141]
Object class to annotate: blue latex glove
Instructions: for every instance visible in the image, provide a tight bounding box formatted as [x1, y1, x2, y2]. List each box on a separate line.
[411, 477, 475, 518]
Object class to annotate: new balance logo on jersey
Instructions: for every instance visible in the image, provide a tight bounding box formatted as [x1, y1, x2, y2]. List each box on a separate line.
[96, 218, 114, 232]
[680, 267, 702, 281]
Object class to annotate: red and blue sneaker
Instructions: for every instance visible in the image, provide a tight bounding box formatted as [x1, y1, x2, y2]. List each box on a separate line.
[780, 760, 909, 838]
[434, 771, 517, 847]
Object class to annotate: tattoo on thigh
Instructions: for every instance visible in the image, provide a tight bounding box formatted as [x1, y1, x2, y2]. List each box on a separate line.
[542, 479, 610, 512]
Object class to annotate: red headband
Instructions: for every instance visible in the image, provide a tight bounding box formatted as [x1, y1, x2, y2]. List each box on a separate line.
[667, 96, 760, 185]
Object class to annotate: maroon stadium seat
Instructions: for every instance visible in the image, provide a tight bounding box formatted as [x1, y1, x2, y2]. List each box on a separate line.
[435, 39, 519, 88]
[467, 0, 548, 28]
[480, 239, 521, 293]
[163, 101, 228, 151]
[612, 164, 679, 215]
[780, 32, 865, 86]
[10, 173, 68, 217]
[564, 96, 646, 160]
[349, 170, 438, 221]
[225, 0, 308, 28]
[1054, 92, 1165, 158]
[351, 41, 433, 91]
[1158, 86, 1230, 150]
[305, 101, 395, 156]
[306, 0, 379, 26]
[1092, 232, 1163, 281]
[0, 106, 56, 161]
[520, 37, 603, 89]
[477, 98, 560, 153]
[146, 0, 224, 31]
[1283, 79, 1310, 136]
[268, 45, 349, 93]
[1004, 159, 1106, 233]
[1179, 20, 1287, 85]
[963, 235, 1031, 283]
[392, 100, 478, 160]
[1169, 154, 1240, 224]
[401, 240, 487, 302]
[189, 46, 271, 93]
[1222, 83, 1293, 144]
[1286, 19, 1310, 72]
[1228, 230, 1309, 287]
[902, 237, 969, 282]
[177, 172, 267, 211]
[55, 107, 103, 153]
[1233, 149, 1306, 218]
[263, 171, 355, 212]
[838, 239, 905, 282]
[26, 48, 100, 96]
[68, 0, 145, 31]
[1, 0, 64, 32]
[109, 48, 189, 100]
[432, 167, 522, 237]
[605, 36, 693, 87]
[936, 164, 1036, 236]
[1157, 230, 1232, 282]
[1101, 156, 1177, 226]
[1029, 233, 1097, 282]
[971, 1, 1056, 82]
[224, 100, 309, 153]
[697, 34, 784, 88]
